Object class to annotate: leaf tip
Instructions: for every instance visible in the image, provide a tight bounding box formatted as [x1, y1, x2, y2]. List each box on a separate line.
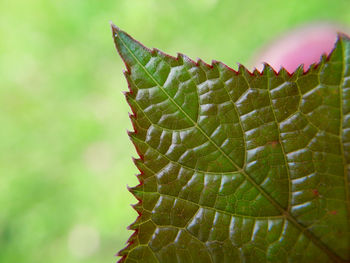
[110, 22, 120, 35]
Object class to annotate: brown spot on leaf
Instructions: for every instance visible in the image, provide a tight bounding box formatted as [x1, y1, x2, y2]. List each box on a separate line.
[312, 189, 319, 196]
[268, 141, 278, 148]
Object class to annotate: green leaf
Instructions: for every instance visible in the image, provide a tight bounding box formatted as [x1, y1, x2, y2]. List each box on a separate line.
[112, 24, 350, 262]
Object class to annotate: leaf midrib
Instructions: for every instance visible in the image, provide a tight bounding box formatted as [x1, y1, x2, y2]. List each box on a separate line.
[115, 29, 346, 262]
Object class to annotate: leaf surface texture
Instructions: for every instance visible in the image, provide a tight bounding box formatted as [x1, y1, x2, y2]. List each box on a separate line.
[112, 25, 350, 263]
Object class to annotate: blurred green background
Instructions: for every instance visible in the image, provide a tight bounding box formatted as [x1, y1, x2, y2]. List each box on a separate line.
[1, 0, 350, 262]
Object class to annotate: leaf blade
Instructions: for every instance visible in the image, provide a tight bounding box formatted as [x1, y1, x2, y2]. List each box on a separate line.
[112, 25, 350, 262]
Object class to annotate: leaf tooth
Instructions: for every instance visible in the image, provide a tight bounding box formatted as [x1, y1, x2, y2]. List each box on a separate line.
[123, 69, 131, 78]
[237, 63, 244, 72]
[128, 210, 146, 235]
[308, 61, 320, 72]
[212, 60, 238, 74]
[261, 62, 272, 75]
[128, 129, 143, 147]
[197, 58, 213, 69]
[128, 201, 153, 230]
[177, 52, 196, 66]
[123, 90, 133, 99]
[125, 102, 148, 140]
[117, 255, 127, 263]
[150, 47, 158, 56]
[127, 110, 137, 125]
[129, 183, 144, 195]
[128, 129, 143, 143]
[237, 63, 252, 76]
[264, 62, 280, 76]
[135, 173, 144, 183]
[253, 67, 263, 76]
[303, 52, 329, 75]
[338, 32, 350, 41]
[176, 53, 185, 64]
[124, 89, 133, 101]
[320, 53, 328, 64]
[295, 63, 304, 73]
[123, 229, 139, 249]
[117, 227, 140, 261]
[125, 95, 152, 133]
[211, 59, 220, 66]
[117, 252, 128, 263]
[127, 128, 138, 140]
[125, 93, 137, 121]
[131, 201, 143, 214]
[127, 111, 136, 126]
[128, 221, 140, 231]
[128, 134, 146, 162]
[277, 66, 287, 77]
[153, 47, 179, 64]
[282, 63, 304, 77]
[304, 64, 316, 75]
[127, 229, 139, 242]
[128, 191, 144, 215]
[124, 71, 138, 97]
[123, 69, 131, 79]
[128, 221, 138, 231]
[337, 33, 350, 59]
[128, 112, 136, 123]
[127, 119, 140, 137]
[133, 160, 153, 179]
[133, 157, 144, 171]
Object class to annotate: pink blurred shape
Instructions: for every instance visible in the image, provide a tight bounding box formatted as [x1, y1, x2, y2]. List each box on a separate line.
[253, 23, 348, 73]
